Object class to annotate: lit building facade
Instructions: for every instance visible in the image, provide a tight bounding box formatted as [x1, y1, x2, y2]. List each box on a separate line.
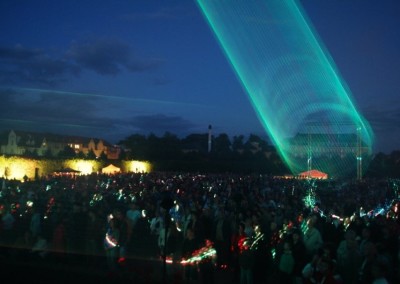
[0, 130, 120, 159]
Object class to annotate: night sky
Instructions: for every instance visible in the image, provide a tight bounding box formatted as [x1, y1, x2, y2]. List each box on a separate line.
[0, 0, 399, 154]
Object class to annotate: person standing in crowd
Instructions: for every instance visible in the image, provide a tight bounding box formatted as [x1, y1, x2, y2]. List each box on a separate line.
[302, 250, 338, 284]
[51, 216, 67, 261]
[303, 216, 323, 259]
[278, 240, 295, 284]
[150, 209, 163, 237]
[159, 216, 182, 259]
[321, 213, 343, 248]
[31, 232, 49, 260]
[238, 237, 255, 284]
[29, 206, 42, 240]
[243, 217, 255, 238]
[113, 208, 132, 263]
[150, 208, 164, 255]
[181, 227, 200, 283]
[231, 222, 247, 283]
[197, 207, 214, 246]
[358, 241, 379, 284]
[67, 202, 87, 258]
[126, 202, 141, 230]
[291, 228, 307, 284]
[104, 214, 120, 272]
[214, 208, 232, 270]
[371, 256, 391, 284]
[263, 220, 281, 283]
[85, 210, 103, 265]
[183, 209, 197, 238]
[336, 229, 362, 284]
[1, 204, 16, 246]
[359, 227, 373, 254]
[198, 239, 216, 284]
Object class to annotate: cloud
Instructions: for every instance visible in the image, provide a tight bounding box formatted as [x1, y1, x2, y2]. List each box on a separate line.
[362, 102, 400, 133]
[130, 114, 196, 135]
[67, 38, 163, 75]
[0, 38, 164, 86]
[152, 76, 172, 86]
[120, 6, 186, 21]
[0, 45, 79, 86]
[0, 88, 18, 114]
[1, 89, 88, 118]
[0, 90, 201, 143]
[361, 102, 400, 153]
[0, 45, 40, 60]
[0, 86, 207, 140]
[0, 88, 119, 136]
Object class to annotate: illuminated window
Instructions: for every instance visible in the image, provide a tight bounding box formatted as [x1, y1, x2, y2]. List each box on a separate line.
[74, 144, 80, 149]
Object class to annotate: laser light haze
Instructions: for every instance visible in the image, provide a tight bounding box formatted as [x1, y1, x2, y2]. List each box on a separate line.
[197, 0, 374, 177]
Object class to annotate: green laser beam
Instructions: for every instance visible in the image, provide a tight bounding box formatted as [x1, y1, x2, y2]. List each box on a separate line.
[197, 0, 374, 177]
[0, 86, 210, 108]
[0, 118, 104, 130]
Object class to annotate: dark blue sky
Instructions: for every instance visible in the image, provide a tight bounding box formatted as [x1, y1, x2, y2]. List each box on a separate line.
[0, 0, 399, 154]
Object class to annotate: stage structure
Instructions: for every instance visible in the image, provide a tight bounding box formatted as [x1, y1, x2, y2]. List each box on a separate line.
[197, 0, 374, 178]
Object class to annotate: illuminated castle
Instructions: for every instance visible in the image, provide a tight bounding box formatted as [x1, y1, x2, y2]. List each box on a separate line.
[0, 130, 120, 159]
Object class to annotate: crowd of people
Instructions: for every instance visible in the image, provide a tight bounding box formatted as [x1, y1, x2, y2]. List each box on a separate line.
[0, 172, 399, 284]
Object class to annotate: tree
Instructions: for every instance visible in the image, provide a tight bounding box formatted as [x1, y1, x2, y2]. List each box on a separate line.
[58, 145, 76, 159]
[119, 134, 148, 160]
[213, 133, 231, 154]
[24, 149, 39, 158]
[365, 152, 387, 178]
[76, 151, 86, 159]
[99, 151, 108, 161]
[86, 150, 97, 160]
[181, 133, 209, 153]
[160, 132, 182, 159]
[244, 134, 269, 152]
[389, 151, 400, 177]
[42, 148, 54, 159]
[232, 135, 245, 152]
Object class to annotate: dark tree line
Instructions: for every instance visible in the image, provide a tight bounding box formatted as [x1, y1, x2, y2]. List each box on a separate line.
[365, 150, 400, 178]
[119, 132, 293, 175]
[21, 131, 400, 178]
[119, 132, 400, 178]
